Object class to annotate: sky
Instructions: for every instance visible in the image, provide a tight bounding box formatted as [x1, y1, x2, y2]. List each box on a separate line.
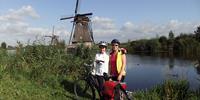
[0, 0, 200, 46]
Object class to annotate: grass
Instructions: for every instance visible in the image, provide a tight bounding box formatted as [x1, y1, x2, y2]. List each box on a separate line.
[133, 80, 200, 100]
[0, 42, 200, 100]
[0, 42, 95, 100]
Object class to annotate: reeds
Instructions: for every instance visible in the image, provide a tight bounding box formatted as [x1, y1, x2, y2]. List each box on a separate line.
[0, 42, 95, 99]
[133, 80, 200, 100]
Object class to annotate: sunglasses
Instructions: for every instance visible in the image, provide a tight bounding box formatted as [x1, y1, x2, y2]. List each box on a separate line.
[99, 46, 106, 48]
[112, 44, 119, 46]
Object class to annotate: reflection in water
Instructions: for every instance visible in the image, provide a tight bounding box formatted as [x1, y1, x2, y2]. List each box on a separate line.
[192, 60, 200, 90]
[164, 55, 179, 80]
[7, 50, 16, 55]
[193, 60, 200, 75]
[168, 56, 174, 69]
[126, 54, 200, 91]
[194, 62, 200, 90]
[195, 66, 200, 75]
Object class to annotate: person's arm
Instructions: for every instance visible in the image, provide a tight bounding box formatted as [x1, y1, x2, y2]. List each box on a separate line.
[121, 48, 127, 54]
[107, 55, 110, 75]
[109, 55, 111, 76]
[118, 54, 126, 81]
[108, 57, 113, 81]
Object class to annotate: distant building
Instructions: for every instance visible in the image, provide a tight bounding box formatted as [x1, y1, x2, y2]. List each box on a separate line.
[70, 16, 94, 48]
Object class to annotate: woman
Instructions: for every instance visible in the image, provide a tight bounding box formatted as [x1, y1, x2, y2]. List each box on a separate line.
[109, 39, 127, 82]
[92, 41, 109, 97]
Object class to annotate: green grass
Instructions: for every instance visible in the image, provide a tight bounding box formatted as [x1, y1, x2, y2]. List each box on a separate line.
[0, 43, 200, 100]
[0, 43, 95, 100]
[132, 80, 200, 100]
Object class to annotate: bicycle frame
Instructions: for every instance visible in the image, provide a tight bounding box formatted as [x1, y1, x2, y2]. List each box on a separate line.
[74, 63, 131, 100]
[102, 73, 132, 100]
[89, 74, 131, 100]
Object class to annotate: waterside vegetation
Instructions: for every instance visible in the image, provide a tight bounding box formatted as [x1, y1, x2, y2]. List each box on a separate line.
[125, 26, 200, 61]
[0, 26, 200, 99]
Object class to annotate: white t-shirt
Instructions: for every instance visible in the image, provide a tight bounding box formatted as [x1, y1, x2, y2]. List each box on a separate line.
[92, 52, 109, 76]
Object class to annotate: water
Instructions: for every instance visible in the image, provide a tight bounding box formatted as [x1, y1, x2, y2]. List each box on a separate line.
[7, 50, 16, 55]
[125, 54, 200, 91]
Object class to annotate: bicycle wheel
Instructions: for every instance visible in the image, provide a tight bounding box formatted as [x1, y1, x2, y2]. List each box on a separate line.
[74, 79, 96, 100]
[118, 88, 131, 100]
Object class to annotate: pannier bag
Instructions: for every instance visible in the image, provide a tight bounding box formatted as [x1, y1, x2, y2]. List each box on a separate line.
[102, 81, 127, 98]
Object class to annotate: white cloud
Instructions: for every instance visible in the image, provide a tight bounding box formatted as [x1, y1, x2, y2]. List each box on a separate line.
[0, 5, 40, 22]
[93, 16, 116, 30]
[0, 5, 69, 46]
[0, 6, 199, 46]
[119, 20, 200, 42]
[92, 16, 120, 42]
[92, 16, 200, 43]
[0, 5, 41, 35]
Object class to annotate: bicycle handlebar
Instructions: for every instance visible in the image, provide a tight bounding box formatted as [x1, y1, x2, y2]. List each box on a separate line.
[103, 73, 126, 84]
[95, 60, 105, 63]
[83, 63, 93, 67]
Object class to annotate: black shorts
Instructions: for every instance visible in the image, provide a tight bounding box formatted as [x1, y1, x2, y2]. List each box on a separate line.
[111, 76, 125, 82]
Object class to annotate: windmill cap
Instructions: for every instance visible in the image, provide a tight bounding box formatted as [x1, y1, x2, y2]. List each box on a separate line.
[111, 39, 120, 45]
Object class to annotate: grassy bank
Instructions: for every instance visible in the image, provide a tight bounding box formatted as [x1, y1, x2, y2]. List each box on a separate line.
[0, 43, 96, 100]
[133, 80, 200, 100]
[0, 43, 200, 99]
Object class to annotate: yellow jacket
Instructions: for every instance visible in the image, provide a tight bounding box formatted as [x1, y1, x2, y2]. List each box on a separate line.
[116, 50, 126, 76]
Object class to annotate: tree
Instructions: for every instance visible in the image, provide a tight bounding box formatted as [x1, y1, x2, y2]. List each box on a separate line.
[194, 26, 200, 42]
[159, 36, 168, 51]
[168, 30, 174, 39]
[146, 39, 161, 53]
[1, 42, 7, 49]
[168, 30, 175, 52]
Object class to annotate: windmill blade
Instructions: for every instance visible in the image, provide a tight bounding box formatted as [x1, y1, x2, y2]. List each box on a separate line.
[68, 22, 75, 45]
[89, 22, 94, 42]
[52, 26, 55, 35]
[90, 31, 94, 42]
[53, 35, 59, 39]
[44, 35, 52, 37]
[77, 13, 93, 17]
[55, 35, 59, 38]
[75, 0, 79, 15]
[60, 16, 74, 20]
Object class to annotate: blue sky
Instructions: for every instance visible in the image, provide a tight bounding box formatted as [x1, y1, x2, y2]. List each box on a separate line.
[0, 0, 200, 46]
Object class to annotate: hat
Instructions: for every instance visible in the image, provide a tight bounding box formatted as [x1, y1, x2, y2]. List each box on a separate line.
[111, 39, 120, 45]
[98, 41, 107, 47]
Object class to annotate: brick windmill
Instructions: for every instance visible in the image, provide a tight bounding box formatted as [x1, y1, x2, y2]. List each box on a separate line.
[60, 0, 94, 48]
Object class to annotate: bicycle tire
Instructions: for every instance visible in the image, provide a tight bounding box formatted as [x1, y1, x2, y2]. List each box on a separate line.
[74, 78, 96, 100]
[118, 88, 131, 100]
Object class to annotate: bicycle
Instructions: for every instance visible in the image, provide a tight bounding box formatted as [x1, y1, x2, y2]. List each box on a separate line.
[73, 63, 100, 100]
[73, 62, 131, 100]
[102, 73, 131, 100]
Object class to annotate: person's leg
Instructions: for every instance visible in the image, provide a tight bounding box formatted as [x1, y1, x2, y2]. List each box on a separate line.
[120, 76, 125, 82]
[111, 76, 118, 81]
[98, 76, 104, 91]
[111, 76, 125, 82]
[96, 75, 105, 99]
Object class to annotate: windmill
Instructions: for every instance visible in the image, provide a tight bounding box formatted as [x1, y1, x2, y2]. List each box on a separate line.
[44, 26, 59, 45]
[60, 0, 94, 48]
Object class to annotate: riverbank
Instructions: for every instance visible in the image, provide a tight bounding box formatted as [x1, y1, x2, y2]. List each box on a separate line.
[0, 45, 200, 99]
[1, 71, 199, 100]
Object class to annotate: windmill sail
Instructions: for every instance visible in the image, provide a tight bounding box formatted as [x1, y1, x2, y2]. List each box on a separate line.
[60, 0, 94, 48]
